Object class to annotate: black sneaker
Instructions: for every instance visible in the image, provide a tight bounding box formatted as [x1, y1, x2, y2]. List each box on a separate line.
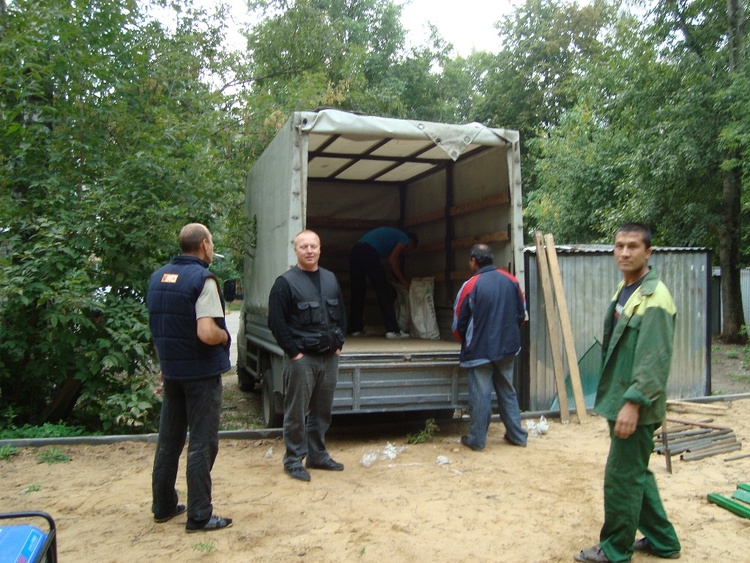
[285, 465, 312, 481]
[306, 458, 344, 471]
[154, 504, 186, 523]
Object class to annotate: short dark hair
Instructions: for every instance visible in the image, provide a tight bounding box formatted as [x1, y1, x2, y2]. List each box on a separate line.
[179, 223, 210, 254]
[615, 222, 652, 249]
[470, 243, 494, 268]
[407, 232, 418, 247]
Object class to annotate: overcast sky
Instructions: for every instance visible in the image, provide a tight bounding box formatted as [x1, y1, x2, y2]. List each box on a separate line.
[196, 0, 521, 56]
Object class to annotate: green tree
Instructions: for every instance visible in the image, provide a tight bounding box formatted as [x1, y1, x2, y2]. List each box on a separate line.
[0, 0, 247, 429]
[243, 0, 478, 129]
[526, 0, 747, 340]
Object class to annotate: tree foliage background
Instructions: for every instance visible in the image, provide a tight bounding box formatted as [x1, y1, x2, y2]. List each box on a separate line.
[0, 0, 747, 431]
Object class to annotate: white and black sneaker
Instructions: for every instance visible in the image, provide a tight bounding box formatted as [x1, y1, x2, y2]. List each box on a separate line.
[385, 331, 410, 339]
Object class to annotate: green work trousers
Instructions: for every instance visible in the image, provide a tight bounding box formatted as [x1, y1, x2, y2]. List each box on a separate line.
[599, 421, 681, 563]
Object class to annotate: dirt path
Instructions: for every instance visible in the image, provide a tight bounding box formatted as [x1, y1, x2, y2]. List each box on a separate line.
[3, 399, 750, 562]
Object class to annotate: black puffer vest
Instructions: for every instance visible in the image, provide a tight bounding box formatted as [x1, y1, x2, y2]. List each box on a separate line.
[281, 266, 344, 354]
[147, 255, 230, 379]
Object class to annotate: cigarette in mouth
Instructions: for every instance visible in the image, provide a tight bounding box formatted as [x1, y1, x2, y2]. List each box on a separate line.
[214, 253, 225, 258]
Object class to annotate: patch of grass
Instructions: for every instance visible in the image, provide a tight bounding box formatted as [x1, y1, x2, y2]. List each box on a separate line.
[405, 418, 439, 444]
[192, 541, 215, 553]
[220, 385, 263, 430]
[0, 444, 21, 461]
[22, 483, 41, 495]
[37, 447, 71, 464]
[0, 422, 91, 440]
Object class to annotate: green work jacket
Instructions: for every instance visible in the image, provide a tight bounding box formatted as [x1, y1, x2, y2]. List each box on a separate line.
[594, 267, 676, 426]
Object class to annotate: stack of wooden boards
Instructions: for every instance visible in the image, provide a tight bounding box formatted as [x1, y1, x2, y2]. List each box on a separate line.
[708, 484, 750, 519]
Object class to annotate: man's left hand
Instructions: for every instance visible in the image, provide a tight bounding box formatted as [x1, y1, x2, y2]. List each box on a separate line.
[614, 401, 640, 439]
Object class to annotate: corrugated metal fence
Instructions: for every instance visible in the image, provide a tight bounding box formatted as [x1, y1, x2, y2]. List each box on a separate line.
[521, 246, 710, 412]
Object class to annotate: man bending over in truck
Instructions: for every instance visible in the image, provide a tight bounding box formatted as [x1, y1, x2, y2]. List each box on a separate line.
[349, 226, 417, 339]
[268, 230, 347, 482]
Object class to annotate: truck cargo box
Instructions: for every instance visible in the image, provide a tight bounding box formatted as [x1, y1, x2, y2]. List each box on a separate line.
[237, 109, 523, 427]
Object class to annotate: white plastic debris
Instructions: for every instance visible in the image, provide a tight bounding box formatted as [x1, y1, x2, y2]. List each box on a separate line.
[436, 455, 463, 475]
[525, 415, 550, 436]
[265, 447, 274, 458]
[382, 441, 406, 460]
[359, 442, 408, 467]
[360, 451, 378, 467]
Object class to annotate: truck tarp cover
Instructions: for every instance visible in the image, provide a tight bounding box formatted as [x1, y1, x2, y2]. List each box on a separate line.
[298, 109, 520, 161]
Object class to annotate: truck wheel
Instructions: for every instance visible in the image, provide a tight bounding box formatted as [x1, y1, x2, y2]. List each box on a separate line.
[237, 367, 255, 393]
[262, 372, 283, 428]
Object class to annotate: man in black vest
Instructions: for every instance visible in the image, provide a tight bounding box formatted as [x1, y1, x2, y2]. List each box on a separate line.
[268, 230, 347, 481]
[147, 223, 233, 532]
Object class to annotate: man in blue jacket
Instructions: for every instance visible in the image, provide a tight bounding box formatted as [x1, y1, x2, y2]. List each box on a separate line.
[148, 223, 233, 533]
[452, 243, 527, 451]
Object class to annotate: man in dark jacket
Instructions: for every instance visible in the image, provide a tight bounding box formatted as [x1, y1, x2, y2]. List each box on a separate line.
[452, 243, 527, 451]
[575, 222, 681, 562]
[147, 223, 233, 533]
[269, 230, 347, 482]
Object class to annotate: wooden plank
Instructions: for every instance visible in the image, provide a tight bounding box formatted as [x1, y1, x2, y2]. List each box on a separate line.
[665, 418, 731, 431]
[544, 233, 588, 423]
[667, 400, 730, 415]
[306, 217, 396, 230]
[404, 193, 511, 228]
[534, 231, 569, 422]
[451, 231, 509, 249]
[449, 193, 510, 217]
[403, 208, 445, 228]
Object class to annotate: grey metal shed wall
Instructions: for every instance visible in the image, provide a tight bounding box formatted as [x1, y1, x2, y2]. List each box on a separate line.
[522, 247, 710, 412]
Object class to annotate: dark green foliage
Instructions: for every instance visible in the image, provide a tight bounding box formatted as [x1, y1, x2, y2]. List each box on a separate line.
[0, 0, 247, 430]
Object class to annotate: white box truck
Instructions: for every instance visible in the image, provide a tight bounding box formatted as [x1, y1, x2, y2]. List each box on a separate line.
[237, 109, 524, 427]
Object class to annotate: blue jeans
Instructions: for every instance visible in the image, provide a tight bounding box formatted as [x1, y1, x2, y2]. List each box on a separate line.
[282, 353, 339, 469]
[152, 376, 222, 523]
[466, 357, 526, 449]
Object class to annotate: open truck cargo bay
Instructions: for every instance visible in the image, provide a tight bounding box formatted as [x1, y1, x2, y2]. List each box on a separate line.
[237, 109, 524, 427]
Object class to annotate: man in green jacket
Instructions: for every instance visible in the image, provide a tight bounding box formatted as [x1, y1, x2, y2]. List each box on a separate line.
[575, 223, 681, 563]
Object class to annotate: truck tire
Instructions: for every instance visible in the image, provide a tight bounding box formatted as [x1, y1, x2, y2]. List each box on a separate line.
[262, 371, 283, 428]
[237, 367, 255, 393]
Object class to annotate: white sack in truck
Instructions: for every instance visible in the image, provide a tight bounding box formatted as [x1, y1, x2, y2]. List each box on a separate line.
[408, 277, 440, 340]
[393, 283, 410, 334]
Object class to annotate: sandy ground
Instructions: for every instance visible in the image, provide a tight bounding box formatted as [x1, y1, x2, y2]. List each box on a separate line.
[2, 398, 750, 562]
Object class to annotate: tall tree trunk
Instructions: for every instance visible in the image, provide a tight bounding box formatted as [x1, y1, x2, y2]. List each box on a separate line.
[720, 0, 746, 343]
